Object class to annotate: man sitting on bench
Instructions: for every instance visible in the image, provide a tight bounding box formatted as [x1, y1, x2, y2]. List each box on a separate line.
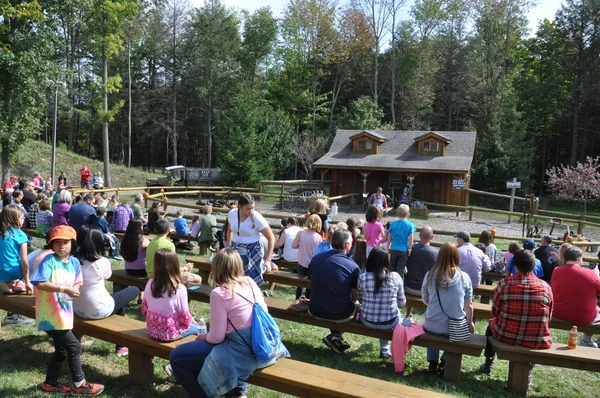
[309, 229, 360, 354]
[551, 246, 600, 348]
[482, 249, 553, 377]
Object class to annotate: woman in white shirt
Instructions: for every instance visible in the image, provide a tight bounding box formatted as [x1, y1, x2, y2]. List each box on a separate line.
[226, 193, 276, 287]
[72, 225, 139, 356]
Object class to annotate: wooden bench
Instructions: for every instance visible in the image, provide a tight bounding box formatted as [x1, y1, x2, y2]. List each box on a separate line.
[489, 337, 600, 397]
[482, 271, 504, 282]
[0, 294, 450, 397]
[109, 269, 486, 381]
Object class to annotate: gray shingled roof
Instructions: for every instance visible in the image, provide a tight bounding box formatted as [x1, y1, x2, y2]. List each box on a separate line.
[314, 130, 476, 172]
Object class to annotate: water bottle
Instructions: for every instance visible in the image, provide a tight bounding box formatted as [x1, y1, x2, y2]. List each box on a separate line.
[332, 202, 338, 216]
[402, 315, 412, 327]
[209, 253, 215, 262]
[197, 318, 207, 335]
[568, 326, 578, 349]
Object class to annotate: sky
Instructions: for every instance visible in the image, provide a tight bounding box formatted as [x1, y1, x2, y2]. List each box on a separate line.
[189, 0, 564, 36]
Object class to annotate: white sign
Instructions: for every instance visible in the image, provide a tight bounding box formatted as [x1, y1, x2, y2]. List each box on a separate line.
[452, 179, 466, 190]
[506, 181, 521, 189]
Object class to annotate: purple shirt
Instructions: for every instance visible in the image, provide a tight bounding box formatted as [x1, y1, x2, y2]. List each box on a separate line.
[52, 202, 71, 228]
[125, 243, 147, 271]
[112, 205, 133, 232]
[457, 242, 492, 289]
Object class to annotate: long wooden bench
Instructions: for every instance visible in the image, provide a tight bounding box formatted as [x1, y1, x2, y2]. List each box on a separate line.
[489, 337, 600, 397]
[188, 256, 497, 302]
[110, 269, 486, 381]
[0, 294, 449, 397]
[482, 271, 504, 282]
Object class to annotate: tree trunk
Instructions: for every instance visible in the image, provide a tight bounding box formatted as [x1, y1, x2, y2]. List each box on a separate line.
[374, 36, 379, 105]
[207, 94, 212, 168]
[127, 36, 132, 168]
[102, 12, 112, 187]
[1, 143, 10, 184]
[390, 13, 396, 128]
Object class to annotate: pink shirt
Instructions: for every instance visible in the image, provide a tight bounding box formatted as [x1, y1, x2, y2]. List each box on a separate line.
[295, 230, 322, 268]
[365, 221, 384, 247]
[142, 280, 193, 341]
[206, 278, 266, 344]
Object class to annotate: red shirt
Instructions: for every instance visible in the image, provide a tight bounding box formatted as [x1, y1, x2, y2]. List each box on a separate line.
[490, 272, 553, 349]
[80, 168, 91, 182]
[3, 180, 15, 191]
[551, 264, 600, 325]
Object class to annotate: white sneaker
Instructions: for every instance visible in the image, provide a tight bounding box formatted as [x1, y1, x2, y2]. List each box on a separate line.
[579, 339, 598, 348]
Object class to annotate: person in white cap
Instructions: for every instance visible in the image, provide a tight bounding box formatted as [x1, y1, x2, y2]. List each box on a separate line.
[368, 187, 388, 210]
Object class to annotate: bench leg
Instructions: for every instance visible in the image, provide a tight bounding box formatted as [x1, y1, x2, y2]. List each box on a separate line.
[198, 270, 211, 286]
[443, 352, 462, 381]
[507, 361, 530, 397]
[129, 351, 154, 383]
[113, 282, 126, 293]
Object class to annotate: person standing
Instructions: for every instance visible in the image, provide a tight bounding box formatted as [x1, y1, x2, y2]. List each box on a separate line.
[80, 165, 91, 189]
[456, 231, 491, 289]
[386, 204, 416, 278]
[368, 187, 388, 210]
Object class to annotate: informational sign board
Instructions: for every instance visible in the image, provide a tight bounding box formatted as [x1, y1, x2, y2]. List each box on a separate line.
[452, 179, 466, 190]
[506, 181, 521, 189]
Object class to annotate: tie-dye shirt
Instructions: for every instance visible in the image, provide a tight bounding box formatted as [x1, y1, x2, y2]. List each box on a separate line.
[31, 254, 82, 331]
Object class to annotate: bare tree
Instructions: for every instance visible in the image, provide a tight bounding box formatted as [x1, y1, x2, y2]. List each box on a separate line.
[291, 134, 328, 180]
[385, 0, 408, 127]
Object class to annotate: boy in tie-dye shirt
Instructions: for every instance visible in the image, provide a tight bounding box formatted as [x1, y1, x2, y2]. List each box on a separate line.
[31, 225, 104, 395]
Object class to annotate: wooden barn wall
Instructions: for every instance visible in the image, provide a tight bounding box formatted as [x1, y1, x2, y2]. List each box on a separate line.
[329, 169, 468, 206]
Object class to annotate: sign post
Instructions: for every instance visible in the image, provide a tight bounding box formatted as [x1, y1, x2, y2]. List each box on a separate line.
[507, 178, 521, 223]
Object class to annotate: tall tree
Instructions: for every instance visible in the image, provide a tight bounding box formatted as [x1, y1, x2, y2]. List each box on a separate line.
[385, 0, 408, 127]
[0, 1, 52, 181]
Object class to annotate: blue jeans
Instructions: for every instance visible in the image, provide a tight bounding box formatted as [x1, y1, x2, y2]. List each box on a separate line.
[179, 324, 199, 339]
[295, 264, 310, 300]
[170, 340, 247, 398]
[360, 315, 399, 355]
[424, 328, 448, 362]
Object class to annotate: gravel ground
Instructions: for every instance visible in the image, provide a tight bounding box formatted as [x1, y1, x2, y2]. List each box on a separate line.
[165, 198, 600, 245]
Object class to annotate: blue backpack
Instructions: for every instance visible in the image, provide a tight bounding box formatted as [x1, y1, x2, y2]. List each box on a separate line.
[230, 288, 282, 363]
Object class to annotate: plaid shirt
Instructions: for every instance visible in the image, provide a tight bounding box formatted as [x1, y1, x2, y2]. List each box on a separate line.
[112, 205, 132, 232]
[358, 272, 406, 323]
[490, 272, 553, 349]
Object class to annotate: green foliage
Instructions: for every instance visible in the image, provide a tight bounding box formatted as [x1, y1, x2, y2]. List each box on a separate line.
[219, 86, 293, 187]
[338, 96, 390, 130]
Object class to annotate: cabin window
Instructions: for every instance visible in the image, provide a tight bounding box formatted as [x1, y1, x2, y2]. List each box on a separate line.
[358, 140, 373, 150]
[423, 141, 439, 152]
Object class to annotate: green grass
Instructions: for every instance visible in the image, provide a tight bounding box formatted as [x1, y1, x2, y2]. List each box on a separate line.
[11, 139, 154, 188]
[2, 240, 600, 397]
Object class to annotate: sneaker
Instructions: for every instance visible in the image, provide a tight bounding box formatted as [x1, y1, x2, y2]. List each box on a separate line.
[163, 363, 174, 380]
[437, 359, 445, 376]
[480, 357, 494, 376]
[71, 381, 105, 396]
[12, 280, 26, 293]
[112, 255, 124, 261]
[579, 339, 599, 348]
[79, 337, 95, 347]
[2, 282, 14, 294]
[39, 382, 71, 395]
[322, 334, 350, 354]
[263, 290, 273, 298]
[3, 314, 34, 327]
[379, 351, 391, 359]
[115, 347, 129, 357]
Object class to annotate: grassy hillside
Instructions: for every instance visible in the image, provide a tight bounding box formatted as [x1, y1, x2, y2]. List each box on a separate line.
[10, 139, 154, 187]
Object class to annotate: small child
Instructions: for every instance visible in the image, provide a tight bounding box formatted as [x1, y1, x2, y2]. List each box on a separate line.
[364, 205, 386, 257]
[174, 211, 191, 235]
[142, 249, 198, 341]
[190, 214, 201, 238]
[35, 198, 53, 236]
[94, 206, 123, 261]
[291, 214, 322, 299]
[386, 204, 416, 278]
[31, 225, 104, 395]
[352, 238, 368, 272]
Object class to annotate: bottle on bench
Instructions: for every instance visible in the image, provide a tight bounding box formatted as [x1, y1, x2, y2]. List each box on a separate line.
[568, 326, 578, 349]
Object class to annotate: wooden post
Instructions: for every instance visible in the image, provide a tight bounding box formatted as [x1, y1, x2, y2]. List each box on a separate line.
[578, 215, 585, 235]
[128, 351, 155, 384]
[468, 207, 473, 221]
[280, 183, 284, 209]
[443, 352, 462, 381]
[507, 361, 531, 397]
[526, 213, 531, 235]
[508, 177, 517, 224]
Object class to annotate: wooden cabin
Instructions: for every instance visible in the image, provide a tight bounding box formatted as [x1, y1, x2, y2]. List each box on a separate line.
[314, 130, 477, 207]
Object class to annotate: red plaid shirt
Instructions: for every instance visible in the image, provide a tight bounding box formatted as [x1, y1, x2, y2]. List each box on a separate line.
[490, 272, 553, 349]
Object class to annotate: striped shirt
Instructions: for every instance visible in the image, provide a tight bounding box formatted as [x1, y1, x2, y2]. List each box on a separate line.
[358, 271, 406, 323]
[490, 272, 553, 349]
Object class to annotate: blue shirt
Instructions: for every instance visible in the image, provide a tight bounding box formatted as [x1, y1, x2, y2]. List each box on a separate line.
[68, 202, 96, 232]
[309, 250, 360, 320]
[174, 217, 190, 235]
[0, 228, 28, 282]
[506, 256, 544, 279]
[95, 217, 110, 234]
[388, 219, 416, 251]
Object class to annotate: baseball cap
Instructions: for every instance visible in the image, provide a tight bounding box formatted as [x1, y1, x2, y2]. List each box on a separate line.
[10, 175, 17, 180]
[48, 225, 77, 244]
[523, 239, 536, 250]
[376, 187, 383, 191]
[455, 231, 471, 242]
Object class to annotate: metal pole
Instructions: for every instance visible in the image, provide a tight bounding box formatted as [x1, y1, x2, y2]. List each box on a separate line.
[508, 177, 516, 224]
[50, 84, 58, 185]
